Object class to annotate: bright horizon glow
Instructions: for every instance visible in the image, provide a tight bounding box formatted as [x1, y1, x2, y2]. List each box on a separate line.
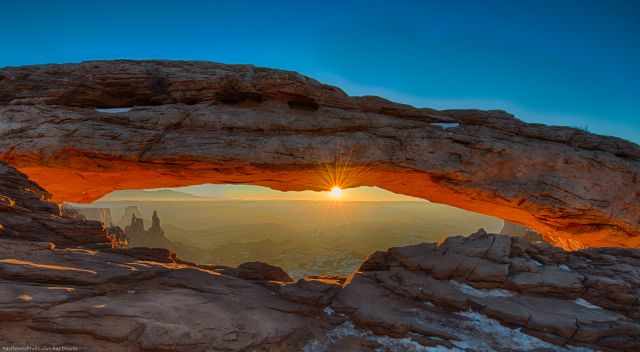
[95, 184, 422, 202]
[329, 186, 343, 199]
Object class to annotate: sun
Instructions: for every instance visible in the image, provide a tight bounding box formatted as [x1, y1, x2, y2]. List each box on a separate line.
[329, 186, 343, 199]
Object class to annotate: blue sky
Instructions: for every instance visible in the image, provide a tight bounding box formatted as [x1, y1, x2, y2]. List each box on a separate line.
[2, 0, 638, 143]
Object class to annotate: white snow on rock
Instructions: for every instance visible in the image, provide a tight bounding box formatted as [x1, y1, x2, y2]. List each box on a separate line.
[559, 264, 572, 272]
[304, 312, 595, 352]
[96, 107, 133, 113]
[451, 281, 514, 298]
[575, 298, 602, 310]
[323, 306, 335, 316]
[303, 321, 459, 352]
[456, 310, 594, 352]
[430, 122, 460, 129]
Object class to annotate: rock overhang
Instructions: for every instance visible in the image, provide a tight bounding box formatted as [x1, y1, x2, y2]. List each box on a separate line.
[0, 60, 639, 249]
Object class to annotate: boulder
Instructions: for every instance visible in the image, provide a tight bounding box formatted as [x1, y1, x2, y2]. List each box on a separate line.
[236, 261, 294, 283]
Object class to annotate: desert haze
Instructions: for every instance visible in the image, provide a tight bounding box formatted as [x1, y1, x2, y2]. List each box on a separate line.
[75, 187, 503, 278]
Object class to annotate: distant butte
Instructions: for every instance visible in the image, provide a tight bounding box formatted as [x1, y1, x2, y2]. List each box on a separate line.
[1, 60, 639, 248]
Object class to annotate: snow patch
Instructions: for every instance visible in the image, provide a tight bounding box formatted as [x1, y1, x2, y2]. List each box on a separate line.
[575, 298, 602, 310]
[430, 122, 460, 129]
[374, 335, 458, 352]
[451, 281, 514, 298]
[96, 107, 133, 113]
[305, 312, 595, 352]
[457, 310, 594, 352]
[304, 321, 459, 352]
[323, 306, 335, 316]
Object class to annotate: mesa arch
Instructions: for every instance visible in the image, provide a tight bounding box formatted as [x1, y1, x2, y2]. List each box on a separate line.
[0, 60, 639, 249]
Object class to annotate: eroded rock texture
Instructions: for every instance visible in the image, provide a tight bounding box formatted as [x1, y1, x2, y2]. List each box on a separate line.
[0, 60, 639, 248]
[0, 163, 109, 246]
[334, 230, 640, 351]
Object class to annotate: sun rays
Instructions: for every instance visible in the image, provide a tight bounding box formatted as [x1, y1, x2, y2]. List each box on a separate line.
[317, 145, 373, 199]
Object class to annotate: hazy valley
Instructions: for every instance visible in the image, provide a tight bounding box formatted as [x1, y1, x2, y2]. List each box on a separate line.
[75, 196, 503, 278]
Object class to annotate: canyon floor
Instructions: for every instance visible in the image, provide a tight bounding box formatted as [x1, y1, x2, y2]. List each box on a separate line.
[1, 162, 640, 351]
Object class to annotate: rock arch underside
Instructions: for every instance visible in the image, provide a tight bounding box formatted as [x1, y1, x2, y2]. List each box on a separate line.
[1, 60, 639, 249]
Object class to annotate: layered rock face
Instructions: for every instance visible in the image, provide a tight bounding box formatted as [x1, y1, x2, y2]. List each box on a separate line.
[0, 61, 639, 247]
[0, 162, 109, 246]
[336, 230, 640, 351]
[1, 164, 640, 351]
[65, 205, 113, 227]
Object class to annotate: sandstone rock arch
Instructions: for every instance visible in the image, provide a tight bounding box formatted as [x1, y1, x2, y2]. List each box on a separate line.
[1, 60, 639, 248]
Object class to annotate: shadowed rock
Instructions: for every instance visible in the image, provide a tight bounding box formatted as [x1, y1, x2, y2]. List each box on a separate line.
[236, 261, 294, 283]
[0, 162, 109, 246]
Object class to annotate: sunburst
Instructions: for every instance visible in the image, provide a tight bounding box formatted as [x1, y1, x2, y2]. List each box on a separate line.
[329, 186, 342, 199]
[317, 145, 372, 196]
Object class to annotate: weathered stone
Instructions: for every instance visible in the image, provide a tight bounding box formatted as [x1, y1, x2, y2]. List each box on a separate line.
[0, 163, 110, 246]
[102, 247, 176, 263]
[333, 273, 459, 340]
[279, 276, 342, 306]
[509, 257, 543, 273]
[507, 267, 584, 295]
[374, 269, 469, 309]
[359, 250, 391, 272]
[327, 336, 380, 352]
[236, 261, 294, 283]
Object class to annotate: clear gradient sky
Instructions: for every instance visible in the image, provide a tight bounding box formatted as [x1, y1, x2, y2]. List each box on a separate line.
[3, 1, 639, 201]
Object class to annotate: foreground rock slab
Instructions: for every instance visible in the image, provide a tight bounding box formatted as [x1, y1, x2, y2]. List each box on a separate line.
[330, 230, 640, 351]
[1, 61, 639, 248]
[0, 239, 327, 351]
[3, 230, 640, 351]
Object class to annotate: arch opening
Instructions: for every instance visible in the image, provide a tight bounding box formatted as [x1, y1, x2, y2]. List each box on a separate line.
[67, 184, 506, 279]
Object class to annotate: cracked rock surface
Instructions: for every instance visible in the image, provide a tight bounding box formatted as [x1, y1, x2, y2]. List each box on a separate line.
[1, 163, 640, 351]
[0, 60, 639, 248]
